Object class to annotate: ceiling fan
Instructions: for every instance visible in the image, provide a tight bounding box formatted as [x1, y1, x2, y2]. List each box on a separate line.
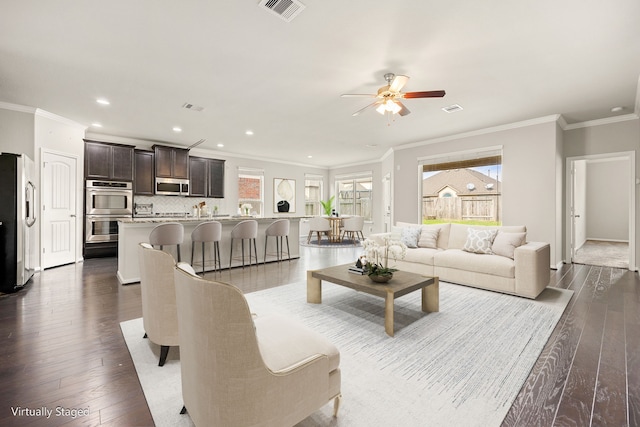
[341, 73, 445, 117]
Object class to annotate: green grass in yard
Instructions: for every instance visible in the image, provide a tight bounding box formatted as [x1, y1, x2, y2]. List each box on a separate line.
[422, 219, 502, 226]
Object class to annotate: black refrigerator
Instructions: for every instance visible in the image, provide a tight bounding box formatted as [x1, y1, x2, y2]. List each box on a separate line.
[0, 153, 37, 293]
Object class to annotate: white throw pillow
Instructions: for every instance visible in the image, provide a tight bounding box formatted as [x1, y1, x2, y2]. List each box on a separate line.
[491, 231, 526, 259]
[462, 228, 498, 254]
[418, 228, 439, 249]
[400, 227, 421, 249]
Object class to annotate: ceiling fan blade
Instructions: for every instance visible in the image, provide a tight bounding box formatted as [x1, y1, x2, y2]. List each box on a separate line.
[341, 94, 377, 98]
[352, 101, 380, 116]
[396, 101, 411, 116]
[403, 90, 446, 99]
[389, 75, 409, 92]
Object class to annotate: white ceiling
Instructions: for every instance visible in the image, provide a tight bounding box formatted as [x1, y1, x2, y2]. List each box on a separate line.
[1, 0, 639, 168]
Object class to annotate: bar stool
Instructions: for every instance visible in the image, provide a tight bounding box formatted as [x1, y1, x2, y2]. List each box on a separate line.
[264, 219, 290, 263]
[149, 222, 184, 262]
[191, 221, 222, 275]
[229, 220, 258, 268]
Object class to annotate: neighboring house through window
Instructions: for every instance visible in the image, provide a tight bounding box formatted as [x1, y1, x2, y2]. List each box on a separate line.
[420, 149, 502, 225]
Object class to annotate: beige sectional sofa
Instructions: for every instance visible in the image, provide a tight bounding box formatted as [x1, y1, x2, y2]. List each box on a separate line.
[369, 222, 550, 299]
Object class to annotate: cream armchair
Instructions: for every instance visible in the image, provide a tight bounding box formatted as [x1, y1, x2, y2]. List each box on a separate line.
[138, 242, 179, 366]
[174, 263, 342, 426]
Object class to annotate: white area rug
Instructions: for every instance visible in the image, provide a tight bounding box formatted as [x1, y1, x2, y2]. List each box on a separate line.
[120, 281, 572, 427]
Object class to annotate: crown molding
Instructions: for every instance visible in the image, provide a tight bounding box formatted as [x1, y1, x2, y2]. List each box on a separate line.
[394, 115, 562, 153]
[0, 101, 37, 114]
[563, 113, 639, 130]
[35, 108, 86, 129]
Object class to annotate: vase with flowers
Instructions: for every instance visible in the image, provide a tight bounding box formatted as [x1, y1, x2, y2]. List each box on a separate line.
[241, 203, 252, 216]
[362, 237, 406, 283]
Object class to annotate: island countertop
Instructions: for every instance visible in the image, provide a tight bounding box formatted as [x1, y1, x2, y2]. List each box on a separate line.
[117, 216, 303, 284]
[119, 215, 309, 224]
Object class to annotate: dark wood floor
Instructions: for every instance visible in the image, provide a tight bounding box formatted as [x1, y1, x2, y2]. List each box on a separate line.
[0, 246, 637, 426]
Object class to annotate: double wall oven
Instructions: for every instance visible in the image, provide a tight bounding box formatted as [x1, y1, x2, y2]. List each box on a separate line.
[85, 180, 132, 257]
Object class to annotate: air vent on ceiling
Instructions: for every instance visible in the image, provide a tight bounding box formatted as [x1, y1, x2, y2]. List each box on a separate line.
[442, 104, 463, 113]
[259, 0, 306, 22]
[182, 102, 204, 112]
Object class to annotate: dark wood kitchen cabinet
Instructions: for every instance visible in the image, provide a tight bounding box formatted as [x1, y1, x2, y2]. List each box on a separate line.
[207, 158, 225, 198]
[153, 145, 189, 179]
[188, 156, 225, 198]
[134, 150, 155, 195]
[84, 140, 134, 181]
[188, 156, 207, 197]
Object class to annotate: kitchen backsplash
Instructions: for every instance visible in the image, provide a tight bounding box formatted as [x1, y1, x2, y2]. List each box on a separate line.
[133, 195, 229, 216]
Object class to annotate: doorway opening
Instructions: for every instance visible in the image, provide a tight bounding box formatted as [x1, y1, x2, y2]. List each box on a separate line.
[566, 152, 635, 270]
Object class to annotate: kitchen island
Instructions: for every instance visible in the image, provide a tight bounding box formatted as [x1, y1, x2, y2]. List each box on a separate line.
[117, 216, 303, 284]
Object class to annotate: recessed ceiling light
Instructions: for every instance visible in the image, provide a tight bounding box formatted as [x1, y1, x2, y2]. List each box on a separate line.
[307, 155, 313, 158]
[611, 106, 624, 112]
[365, 144, 378, 148]
[172, 127, 182, 132]
[91, 123, 103, 128]
[217, 143, 224, 148]
[245, 130, 254, 136]
[96, 98, 110, 105]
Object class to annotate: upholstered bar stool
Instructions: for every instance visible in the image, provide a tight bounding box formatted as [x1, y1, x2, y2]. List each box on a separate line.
[149, 222, 184, 262]
[229, 220, 258, 268]
[191, 221, 222, 275]
[264, 219, 290, 263]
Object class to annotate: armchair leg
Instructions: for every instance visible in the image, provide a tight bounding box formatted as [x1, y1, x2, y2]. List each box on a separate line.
[159, 345, 170, 366]
[333, 394, 342, 417]
[180, 405, 187, 415]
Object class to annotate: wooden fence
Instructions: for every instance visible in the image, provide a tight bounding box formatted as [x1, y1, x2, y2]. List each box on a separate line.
[422, 196, 500, 222]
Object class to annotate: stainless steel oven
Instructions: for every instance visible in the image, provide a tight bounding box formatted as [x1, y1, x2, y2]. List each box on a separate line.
[86, 180, 133, 216]
[85, 215, 130, 243]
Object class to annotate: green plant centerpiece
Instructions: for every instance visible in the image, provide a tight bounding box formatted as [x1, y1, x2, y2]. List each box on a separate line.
[320, 196, 335, 216]
[362, 237, 406, 283]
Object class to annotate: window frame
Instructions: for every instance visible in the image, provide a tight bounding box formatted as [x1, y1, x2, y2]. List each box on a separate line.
[334, 172, 373, 221]
[237, 167, 264, 216]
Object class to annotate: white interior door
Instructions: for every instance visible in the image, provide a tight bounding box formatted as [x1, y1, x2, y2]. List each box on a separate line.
[42, 151, 77, 269]
[570, 160, 587, 260]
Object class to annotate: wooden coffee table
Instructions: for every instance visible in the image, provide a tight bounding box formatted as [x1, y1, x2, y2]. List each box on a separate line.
[307, 264, 439, 337]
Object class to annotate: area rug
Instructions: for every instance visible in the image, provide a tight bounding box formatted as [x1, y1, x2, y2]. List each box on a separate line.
[120, 281, 572, 427]
[573, 239, 629, 269]
[300, 239, 362, 248]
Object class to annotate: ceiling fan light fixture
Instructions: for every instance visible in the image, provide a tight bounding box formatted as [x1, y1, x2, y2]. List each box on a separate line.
[376, 104, 386, 115]
[388, 100, 402, 114]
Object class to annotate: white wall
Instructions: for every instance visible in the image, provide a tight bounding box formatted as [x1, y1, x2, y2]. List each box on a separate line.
[586, 159, 629, 241]
[0, 107, 35, 158]
[393, 118, 563, 267]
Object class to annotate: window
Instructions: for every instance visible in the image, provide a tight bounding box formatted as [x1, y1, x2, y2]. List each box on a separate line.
[304, 174, 323, 216]
[421, 149, 502, 225]
[238, 168, 264, 216]
[335, 173, 373, 221]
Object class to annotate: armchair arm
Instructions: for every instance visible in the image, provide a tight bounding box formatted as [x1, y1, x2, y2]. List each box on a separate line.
[514, 242, 550, 299]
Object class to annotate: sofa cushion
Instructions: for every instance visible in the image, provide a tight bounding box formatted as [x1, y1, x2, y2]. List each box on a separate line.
[402, 247, 440, 265]
[418, 228, 439, 249]
[462, 228, 498, 254]
[491, 231, 526, 259]
[400, 227, 421, 248]
[397, 222, 451, 249]
[434, 249, 515, 278]
[448, 223, 526, 250]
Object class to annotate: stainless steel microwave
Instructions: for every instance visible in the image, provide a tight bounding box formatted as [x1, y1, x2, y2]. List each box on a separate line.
[155, 177, 189, 196]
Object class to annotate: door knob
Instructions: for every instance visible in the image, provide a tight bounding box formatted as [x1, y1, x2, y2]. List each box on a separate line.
[574, 214, 580, 218]
[70, 214, 77, 218]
